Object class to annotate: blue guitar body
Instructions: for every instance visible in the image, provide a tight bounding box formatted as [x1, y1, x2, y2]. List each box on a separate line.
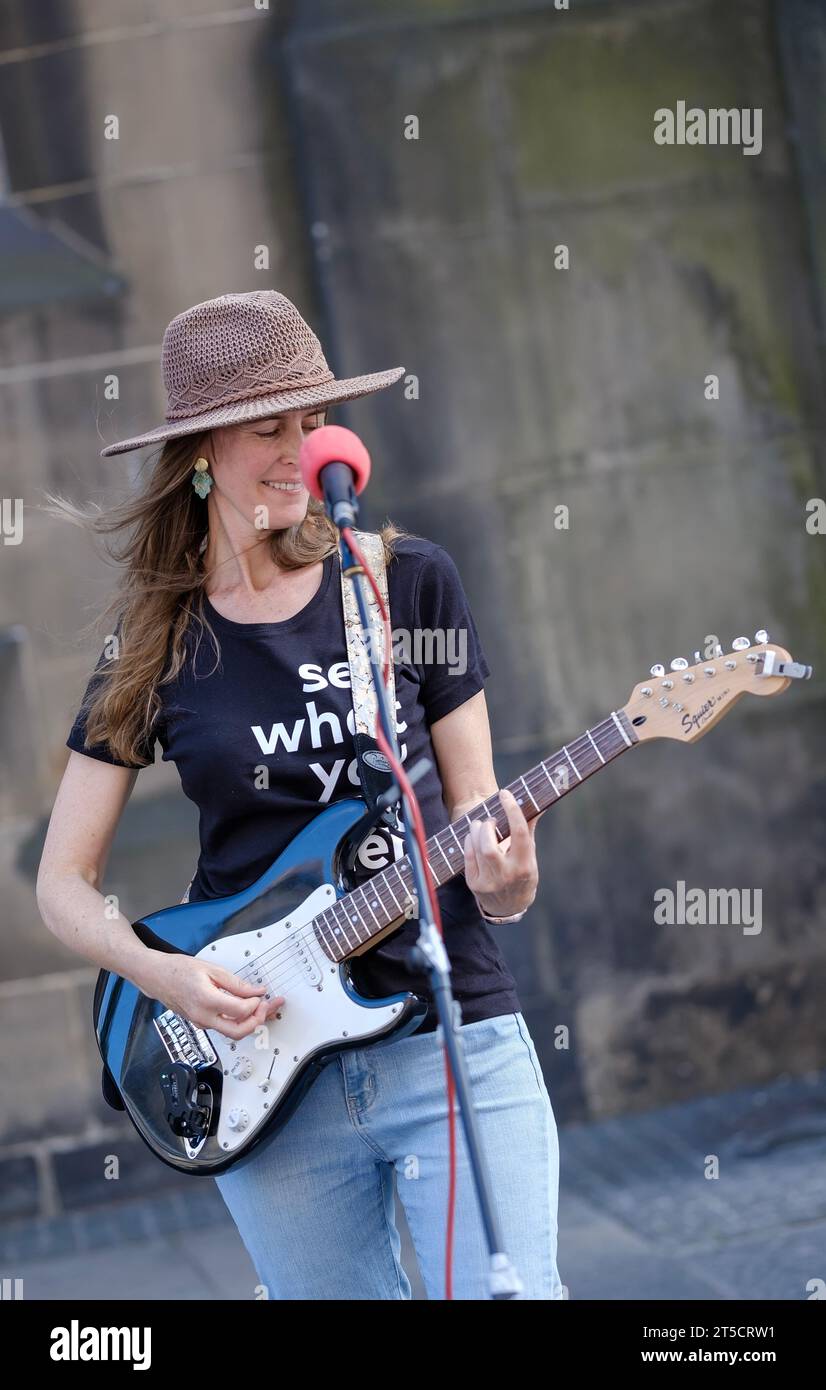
[94, 797, 427, 1176]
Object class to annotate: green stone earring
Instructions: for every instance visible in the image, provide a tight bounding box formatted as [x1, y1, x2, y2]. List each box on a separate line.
[192, 457, 213, 499]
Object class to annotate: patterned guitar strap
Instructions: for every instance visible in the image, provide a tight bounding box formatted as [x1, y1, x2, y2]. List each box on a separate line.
[340, 529, 401, 838]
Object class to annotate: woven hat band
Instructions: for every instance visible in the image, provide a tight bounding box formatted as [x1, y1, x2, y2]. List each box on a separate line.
[164, 363, 337, 420]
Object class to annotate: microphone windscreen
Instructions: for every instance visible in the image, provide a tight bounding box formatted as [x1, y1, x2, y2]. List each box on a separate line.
[300, 425, 372, 502]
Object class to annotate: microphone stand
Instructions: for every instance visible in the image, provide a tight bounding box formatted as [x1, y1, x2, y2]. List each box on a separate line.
[338, 523, 523, 1300]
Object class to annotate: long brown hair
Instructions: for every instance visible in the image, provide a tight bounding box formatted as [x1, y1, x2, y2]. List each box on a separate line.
[43, 431, 412, 766]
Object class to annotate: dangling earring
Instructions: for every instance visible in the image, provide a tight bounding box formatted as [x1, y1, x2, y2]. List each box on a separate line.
[192, 457, 213, 499]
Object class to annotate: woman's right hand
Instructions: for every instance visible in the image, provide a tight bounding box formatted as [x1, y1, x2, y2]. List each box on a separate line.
[137, 951, 286, 1041]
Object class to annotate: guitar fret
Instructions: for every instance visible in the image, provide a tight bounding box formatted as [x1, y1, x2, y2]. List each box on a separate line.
[394, 864, 418, 913]
[586, 729, 605, 765]
[340, 898, 369, 946]
[384, 872, 404, 915]
[433, 836, 453, 875]
[518, 775, 540, 811]
[358, 883, 383, 930]
[318, 907, 346, 958]
[329, 904, 360, 953]
[448, 824, 465, 854]
[314, 910, 338, 958]
[540, 762, 561, 797]
[563, 746, 582, 781]
[390, 862, 416, 914]
[440, 831, 461, 866]
[611, 710, 633, 747]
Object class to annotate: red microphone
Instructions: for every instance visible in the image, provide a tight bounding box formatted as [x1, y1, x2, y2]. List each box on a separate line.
[300, 425, 371, 528]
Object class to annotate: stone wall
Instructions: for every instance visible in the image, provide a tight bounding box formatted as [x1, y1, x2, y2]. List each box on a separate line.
[285, 0, 826, 1117]
[0, 0, 824, 1223]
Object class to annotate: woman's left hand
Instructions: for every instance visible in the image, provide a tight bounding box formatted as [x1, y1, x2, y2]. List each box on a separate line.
[462, 787, 540, 919]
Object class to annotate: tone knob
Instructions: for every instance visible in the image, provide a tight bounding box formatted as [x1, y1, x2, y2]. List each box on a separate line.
[227, 1107, 250, 1132]
[231, 1055, 253, 1081]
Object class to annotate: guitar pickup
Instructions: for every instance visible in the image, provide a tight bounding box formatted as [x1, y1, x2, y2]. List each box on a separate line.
[287, 931, 322, 987]
[758, 651, 813, 680]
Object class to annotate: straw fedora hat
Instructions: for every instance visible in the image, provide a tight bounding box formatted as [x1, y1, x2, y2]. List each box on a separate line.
[99, 290, 406, 457]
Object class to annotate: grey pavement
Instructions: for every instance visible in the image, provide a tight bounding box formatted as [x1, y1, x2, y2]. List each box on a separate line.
[1, 1069, 824, 1301]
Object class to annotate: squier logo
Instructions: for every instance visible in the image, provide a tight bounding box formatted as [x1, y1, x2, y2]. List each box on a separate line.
[50, 1321, 151, 1369]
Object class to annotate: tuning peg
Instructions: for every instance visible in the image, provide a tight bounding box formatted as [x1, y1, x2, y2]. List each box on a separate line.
[731, 637, 750, 651]
[650, 663, 665, 677]
[755, 629, 769, 644]
[670, 657, 688, 670]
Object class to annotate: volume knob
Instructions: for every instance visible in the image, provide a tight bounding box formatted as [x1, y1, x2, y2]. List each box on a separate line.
[227, 1107, 250, 1132]
[231, 1055, 253, 1081]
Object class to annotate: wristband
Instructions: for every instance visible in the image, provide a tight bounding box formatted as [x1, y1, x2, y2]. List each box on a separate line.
[474, 895, 529, 925]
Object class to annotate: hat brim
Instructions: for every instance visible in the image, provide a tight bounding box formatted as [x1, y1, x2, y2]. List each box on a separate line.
[99, 366, 406, 457]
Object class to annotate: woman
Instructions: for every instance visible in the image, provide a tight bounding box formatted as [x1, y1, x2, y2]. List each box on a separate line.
[37, 290, 563, 1300]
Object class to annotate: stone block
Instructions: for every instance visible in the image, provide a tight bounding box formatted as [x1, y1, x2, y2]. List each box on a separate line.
[53, 1134, 191, 1211]
[0, 1153, 39, 1223]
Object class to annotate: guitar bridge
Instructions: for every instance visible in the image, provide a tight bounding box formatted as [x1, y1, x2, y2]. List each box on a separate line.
[154, 1009, 219, 1067]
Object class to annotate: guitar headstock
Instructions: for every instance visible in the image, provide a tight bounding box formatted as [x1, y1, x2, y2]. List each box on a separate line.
[622, 633, 812, 744]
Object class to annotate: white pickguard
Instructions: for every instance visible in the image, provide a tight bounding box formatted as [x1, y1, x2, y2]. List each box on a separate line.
[194, 883, 405, 1155]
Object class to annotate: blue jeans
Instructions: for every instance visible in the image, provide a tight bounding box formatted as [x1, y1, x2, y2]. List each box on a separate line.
[213, 1011, 564, 1300]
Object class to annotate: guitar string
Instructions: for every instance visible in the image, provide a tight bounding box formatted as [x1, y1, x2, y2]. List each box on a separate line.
[212, 719, 631, 1000]
[205, 719, 632, 1004]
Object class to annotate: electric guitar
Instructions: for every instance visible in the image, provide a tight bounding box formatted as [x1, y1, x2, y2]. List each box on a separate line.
[93, 633, 811, 1175]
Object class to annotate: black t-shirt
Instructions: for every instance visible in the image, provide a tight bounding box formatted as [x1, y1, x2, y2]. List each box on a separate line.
[66, 535, 521, 1033]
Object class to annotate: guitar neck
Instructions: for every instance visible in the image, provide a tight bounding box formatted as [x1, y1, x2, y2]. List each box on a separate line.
[313, 708, 639, 962]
